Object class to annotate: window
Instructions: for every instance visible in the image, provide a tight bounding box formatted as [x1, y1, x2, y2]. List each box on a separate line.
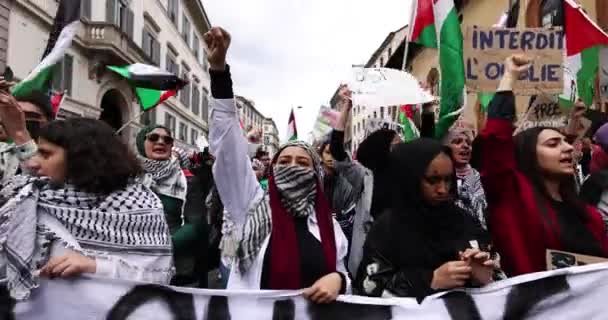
[106, 0, 133, 39]
[81, 0, 92, 20]
[202, 88, 209, 121]
[168, 0, 179, 25]
[179, 63, 191, 108]
[142, 29, 160, 66]
[380, 107, 384, 119]
[380, 57, 384, 66]
[164, 113, 176, 133]
[165, 50, 179, 75]
[190, 128, 199, 145]
[388, 47, 392, 57]
[179, 122, 188, 141]
[140, 109, 156, 126]
[202, 50, 208, 70]
[192, 85, 200, 115]
[52, 54, 73, 95]
[193, 35, 200, 60]
[182, 15, 191, 45]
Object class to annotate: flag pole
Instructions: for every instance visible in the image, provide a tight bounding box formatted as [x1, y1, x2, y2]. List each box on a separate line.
[115, 108, 147, 135]
[402, 0, 418, 71]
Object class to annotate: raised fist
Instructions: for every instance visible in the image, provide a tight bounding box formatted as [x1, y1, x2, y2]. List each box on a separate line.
[203, 27, 231, 71]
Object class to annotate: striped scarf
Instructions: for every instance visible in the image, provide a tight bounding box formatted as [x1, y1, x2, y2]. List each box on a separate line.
[237, 141, 325, 275]
[0, 177, 172, 300]
[138, 155, 187, 202]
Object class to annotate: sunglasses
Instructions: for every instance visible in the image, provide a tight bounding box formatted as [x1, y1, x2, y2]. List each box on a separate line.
[146, 133, 174, 145]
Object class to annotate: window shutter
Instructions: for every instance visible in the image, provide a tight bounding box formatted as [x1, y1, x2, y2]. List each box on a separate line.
[81, 0, 92, 20]
[64, 55, 73, 95]
[152, 40, 161, 66]
[142, 31, 150, 56]
[126, 9, 134, 40]
[106, 0, 115, 24]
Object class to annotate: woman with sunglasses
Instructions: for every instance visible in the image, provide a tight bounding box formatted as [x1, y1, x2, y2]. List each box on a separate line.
[206, 27, 350, 303]
[355, 139, 495, 301]
[136, 125, 204, 286]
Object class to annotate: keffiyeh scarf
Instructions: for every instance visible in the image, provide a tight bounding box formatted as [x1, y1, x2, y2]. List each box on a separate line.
[0, 176, 172, 300]
[236, 141, 325, 274]
[455, 166, 488, 229]
[139, 155, 187, 202]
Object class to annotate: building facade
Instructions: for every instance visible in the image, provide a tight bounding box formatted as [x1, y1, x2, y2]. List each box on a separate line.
[235, 95, 265, 131]
[263, 117, 279, 156]
[5, 0, 212, 150]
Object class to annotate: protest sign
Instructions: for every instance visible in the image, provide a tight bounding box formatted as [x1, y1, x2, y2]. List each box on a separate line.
[547, 249, 608, 270]
[312, 106, 339, 140]
[514, 94, 568, 135]
[464, 27, 564, 95]
[14, 263, 608, 319]
[348, 67, 435, 108]
[365, 118, 404, 137]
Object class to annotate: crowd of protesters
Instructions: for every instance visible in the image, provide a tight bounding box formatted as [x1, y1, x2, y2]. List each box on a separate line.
[0, 26, 607, 309]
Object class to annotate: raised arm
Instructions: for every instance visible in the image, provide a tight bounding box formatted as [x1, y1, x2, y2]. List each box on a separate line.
[205, 28, 261, 230]
[479, 55, 530, 200]
[330, 85, 366, 194]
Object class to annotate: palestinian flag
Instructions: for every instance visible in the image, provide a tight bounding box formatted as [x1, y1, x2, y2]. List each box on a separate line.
[410, 0, 437, 48]
[433, 0, 466, 140]
[107, 63, 188, 110]
[560, 0, 608, 108]
[11, 0, 81, 99]
[287, 109, 298, 141]
[398, 105, 420, 142]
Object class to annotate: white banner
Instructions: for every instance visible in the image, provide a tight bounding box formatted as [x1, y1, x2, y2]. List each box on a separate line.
[14, 263, 608, 319]
[348, 67, 435, 108]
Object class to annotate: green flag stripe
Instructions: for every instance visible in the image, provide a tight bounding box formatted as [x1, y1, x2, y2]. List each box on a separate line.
[435, 8, 465, 139]
[578, 46, 600, 107]
[415, 25, 438, 49]
[135, 87, 162, 110]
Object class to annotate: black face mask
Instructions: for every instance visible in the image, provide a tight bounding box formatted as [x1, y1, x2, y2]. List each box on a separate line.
[25, 120, 42, 140]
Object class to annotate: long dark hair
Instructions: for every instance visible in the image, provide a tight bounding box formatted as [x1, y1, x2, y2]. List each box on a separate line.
[39, 118, 143, 194]
[514, 127, 588, 222]
[356, 129, 397, 218]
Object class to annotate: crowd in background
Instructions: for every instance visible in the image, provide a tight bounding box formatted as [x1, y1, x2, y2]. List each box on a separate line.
[0, 26, 608, 309]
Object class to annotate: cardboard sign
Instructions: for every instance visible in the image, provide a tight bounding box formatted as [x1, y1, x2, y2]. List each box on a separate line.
[464, 27, 564, 95]
[546, 249, 608, 270]
[514, 95, 567, 135]
[312, 106, 340, 140]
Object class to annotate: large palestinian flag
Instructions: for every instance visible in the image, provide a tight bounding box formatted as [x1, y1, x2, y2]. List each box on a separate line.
[560, 0, 608, 107]
[107, 64, 188, 110]
[410, 0, 465, 139]
[12, 0, 81, 99]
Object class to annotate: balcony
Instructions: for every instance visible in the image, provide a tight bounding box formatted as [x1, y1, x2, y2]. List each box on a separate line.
[79, 21, 152, 66]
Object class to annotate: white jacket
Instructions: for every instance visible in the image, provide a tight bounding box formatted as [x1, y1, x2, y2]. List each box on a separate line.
[209, 97, 351, 292]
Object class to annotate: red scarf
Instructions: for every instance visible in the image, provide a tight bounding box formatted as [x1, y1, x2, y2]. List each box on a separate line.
[266, 175, 337, 290]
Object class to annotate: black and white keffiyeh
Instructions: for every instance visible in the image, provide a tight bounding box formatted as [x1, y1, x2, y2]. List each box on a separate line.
[0, 176, 172, 300]
[236, 141, 322, 273]
[138, 155, 187, 202]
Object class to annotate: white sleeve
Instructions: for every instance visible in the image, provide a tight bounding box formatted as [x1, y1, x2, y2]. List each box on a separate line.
[209, 97, 261, 230]
[333, 218, 352, 294]
[94, 255, 173, 284]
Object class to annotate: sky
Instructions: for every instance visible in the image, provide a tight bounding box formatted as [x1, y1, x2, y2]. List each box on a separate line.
[205, 0, 413, 142]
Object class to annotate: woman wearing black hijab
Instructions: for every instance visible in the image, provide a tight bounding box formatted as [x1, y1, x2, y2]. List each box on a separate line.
[355, 139, 495, 301]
